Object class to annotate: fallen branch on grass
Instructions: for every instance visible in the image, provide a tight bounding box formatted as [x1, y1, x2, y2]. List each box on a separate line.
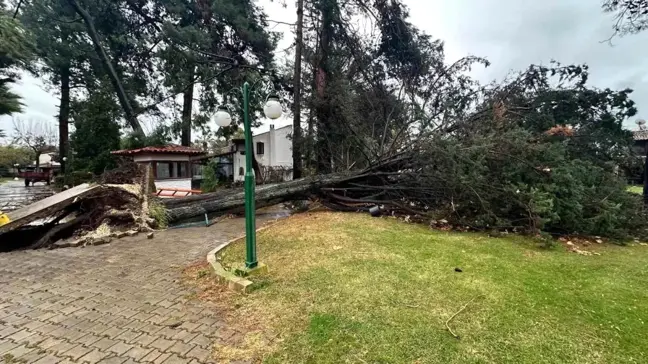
[445, 294, 485, 339]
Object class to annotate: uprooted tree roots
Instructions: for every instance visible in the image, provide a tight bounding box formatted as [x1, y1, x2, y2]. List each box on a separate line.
[30, 184, 154, 249]
[1, 161, 160, 250]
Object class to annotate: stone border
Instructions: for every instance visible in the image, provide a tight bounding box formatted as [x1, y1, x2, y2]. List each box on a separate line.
[206, 220, 282, 293]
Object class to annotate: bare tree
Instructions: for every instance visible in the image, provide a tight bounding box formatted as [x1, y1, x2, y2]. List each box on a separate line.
[12, 118, 58, 171]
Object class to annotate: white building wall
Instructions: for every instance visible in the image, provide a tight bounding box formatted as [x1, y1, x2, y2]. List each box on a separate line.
[154, 178, 193, 191]
[132, 153, 193, 191]
[271, 126, 293, 167]
[133, 154, 189, 163]
[233, 125, 293, 182]
[254, 133, 271, 167]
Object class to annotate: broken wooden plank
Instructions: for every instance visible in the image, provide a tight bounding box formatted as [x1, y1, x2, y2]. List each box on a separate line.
[0, 184, 99, 236]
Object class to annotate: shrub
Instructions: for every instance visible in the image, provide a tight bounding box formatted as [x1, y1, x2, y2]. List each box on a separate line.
[200, 160, 219, 193]
[54, 171, 95, 189]
[149, 200, 168, 229]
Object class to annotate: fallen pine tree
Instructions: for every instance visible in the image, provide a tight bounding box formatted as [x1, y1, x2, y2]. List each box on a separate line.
[161, 154, 411, 223]
[162, 126, 648, 240]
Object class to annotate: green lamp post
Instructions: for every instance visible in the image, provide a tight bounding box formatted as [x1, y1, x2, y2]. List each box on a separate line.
[213, 82, 282, 270]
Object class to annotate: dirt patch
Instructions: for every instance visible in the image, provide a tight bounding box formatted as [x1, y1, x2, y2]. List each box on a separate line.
[182, 262, 278, 362]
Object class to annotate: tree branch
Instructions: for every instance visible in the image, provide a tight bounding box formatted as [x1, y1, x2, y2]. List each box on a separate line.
[66, 0, 144, 135]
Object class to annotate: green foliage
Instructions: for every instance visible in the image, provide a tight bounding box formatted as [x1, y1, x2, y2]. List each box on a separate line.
[70, 91, 121, 174]
[0, 145, 33, 168]
[391, 63, 648, 239]
[0, 13, 34, 116]
[422, 125, 648, 239]
[54, 170, 94, 189]
[0, 83, 22, 115]
[120, 125, 172, 150]
[149, 200, 168, 229]
[0, 14, 34, 71]
[200, 160, 219, 193]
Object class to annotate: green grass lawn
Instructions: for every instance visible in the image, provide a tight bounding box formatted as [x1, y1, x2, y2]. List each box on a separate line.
[212, 212, 648, 363]
[627, 185, 643, 194]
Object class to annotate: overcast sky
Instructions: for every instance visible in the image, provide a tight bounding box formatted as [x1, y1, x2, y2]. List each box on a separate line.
[2, 0, 647, 141]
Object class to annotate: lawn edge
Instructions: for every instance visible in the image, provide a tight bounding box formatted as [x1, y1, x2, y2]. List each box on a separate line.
[205, 218, 285, 293]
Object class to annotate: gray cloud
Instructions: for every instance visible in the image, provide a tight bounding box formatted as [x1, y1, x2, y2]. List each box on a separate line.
[410, 0, 648, 128]
[0, 73, 58, 140]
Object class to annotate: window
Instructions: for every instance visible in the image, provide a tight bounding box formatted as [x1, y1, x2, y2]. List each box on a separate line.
[256, 142, 265, 155]
[192, 164, 204, 178]
[238, 167, 244, 176]
[156, 162, 171, 179]
[155, 161, 190, 180]
[178, 162, 187, 178]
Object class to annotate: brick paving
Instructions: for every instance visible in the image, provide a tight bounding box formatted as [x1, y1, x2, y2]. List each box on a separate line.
[0, 215, 278, 363]
[0, 180, 53, 213]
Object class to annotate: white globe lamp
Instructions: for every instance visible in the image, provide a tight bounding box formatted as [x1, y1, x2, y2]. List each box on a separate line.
[263, 96, 282, 120]
[214, 106, 232, 127]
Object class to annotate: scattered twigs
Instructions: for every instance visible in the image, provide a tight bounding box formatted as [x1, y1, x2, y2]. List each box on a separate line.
[445, 294, 485, 339]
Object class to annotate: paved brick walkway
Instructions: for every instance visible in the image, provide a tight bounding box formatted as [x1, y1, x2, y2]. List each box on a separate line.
[0, 180, 53, 212]
[0, 216, 276, 363]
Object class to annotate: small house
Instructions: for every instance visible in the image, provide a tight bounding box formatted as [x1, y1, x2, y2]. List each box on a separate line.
[111, 145, 205, 191]
[193, 125, 293, 185]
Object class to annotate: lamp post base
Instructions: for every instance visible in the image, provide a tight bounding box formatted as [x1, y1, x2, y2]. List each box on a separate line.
[234, 262, 268, 277]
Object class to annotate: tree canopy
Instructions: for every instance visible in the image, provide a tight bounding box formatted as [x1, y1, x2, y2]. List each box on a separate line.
[3, 0, 645, 237]
[603, 0, 648, 36]
[0, 12, 33, 116]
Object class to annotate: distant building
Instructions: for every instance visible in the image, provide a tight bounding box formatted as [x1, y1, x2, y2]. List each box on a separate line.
[633, 130, 648, 156]
[195, 125, 293, 185]
[111, 145, 205, 192]
[35, 152, 61, 170]
[232, 125, 293, 182]
[631, 122, 648, 184]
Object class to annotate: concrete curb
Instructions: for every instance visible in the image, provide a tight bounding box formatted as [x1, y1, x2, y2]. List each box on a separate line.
[205, 220, 282, 293]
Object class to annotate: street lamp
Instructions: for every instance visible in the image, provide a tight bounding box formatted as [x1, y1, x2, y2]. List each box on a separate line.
[213, 82, 282, 270]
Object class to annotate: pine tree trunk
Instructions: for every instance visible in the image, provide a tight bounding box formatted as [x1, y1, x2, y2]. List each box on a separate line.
[66, 0, 144, 136]
[161, 172, 356, 222]
[59, 65, 71, 174]
[305, 107, 315, 170]
[314, 0, 333, 174]
[181, 66, 195, 147]
[292, 0, 304, 179]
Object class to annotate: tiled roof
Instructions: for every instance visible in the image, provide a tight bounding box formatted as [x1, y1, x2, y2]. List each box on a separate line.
[111, 145, 205, 156]
[633, 130, 648, 141]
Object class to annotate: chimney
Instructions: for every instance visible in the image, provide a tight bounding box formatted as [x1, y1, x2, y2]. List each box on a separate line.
[269, 124, 276, 166]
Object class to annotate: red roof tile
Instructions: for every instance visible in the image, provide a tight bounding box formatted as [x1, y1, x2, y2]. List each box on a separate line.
[111, 145, 205, 156]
